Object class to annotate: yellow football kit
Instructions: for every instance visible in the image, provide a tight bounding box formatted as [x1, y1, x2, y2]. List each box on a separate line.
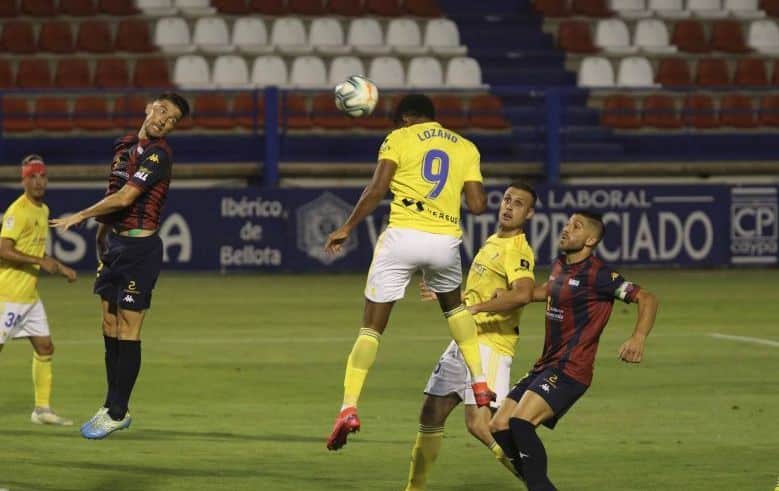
[378, 121, 482, 238]
[0, 194, 48, 303]
[463, 232, 535, 357]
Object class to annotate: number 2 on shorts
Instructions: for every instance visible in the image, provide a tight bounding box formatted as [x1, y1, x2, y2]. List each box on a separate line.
[422, 150, 450, 199]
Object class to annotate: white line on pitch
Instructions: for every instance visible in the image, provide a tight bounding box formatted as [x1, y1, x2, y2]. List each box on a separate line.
[708, 333, 779, 347]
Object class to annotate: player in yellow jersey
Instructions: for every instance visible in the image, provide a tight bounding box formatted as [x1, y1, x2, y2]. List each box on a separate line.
[0, 154, 77, 425]
[405, 182, 538, 490]
[325, 94, 490, 451]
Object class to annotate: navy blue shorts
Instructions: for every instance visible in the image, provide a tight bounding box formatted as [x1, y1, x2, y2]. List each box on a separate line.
[506, 367, 588, 429]
[94, 232, 163, 311]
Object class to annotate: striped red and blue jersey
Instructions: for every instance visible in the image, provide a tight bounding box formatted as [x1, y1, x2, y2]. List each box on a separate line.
[96, 134, 173, 231]
[533, 254, 640, 386]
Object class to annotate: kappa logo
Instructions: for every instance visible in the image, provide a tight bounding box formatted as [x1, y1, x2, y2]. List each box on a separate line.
[146, 153, 160, 164]
[123, 294, 135, 304]
[611, 272, 620, 281]
[519, 452, 530, 459]
[540, 383, 551, 393]
[296, 192, 357, 265]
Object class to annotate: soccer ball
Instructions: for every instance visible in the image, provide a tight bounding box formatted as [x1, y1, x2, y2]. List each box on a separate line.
[334, 75, 379, 118]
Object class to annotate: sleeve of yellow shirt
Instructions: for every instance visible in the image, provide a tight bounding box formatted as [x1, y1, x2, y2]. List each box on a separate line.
[505, 237, 535, 284]
[1, 202, 25, 242]
[463, 142, 482, 182]
[378, 130, 402, 167]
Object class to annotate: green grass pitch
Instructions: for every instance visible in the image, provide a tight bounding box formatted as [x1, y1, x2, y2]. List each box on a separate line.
[0, 270, 777, 491]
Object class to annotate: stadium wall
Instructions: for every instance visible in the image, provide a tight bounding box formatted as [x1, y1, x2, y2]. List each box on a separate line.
[2, 184, 775, 271]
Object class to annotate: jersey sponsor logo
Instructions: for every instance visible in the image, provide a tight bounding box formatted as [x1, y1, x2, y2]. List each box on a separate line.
[568, 278, 580, 287]
[145, 153, 160, 164]
[3, 215, 14, 230]
[615, 281, 636, 301]
[134, 171, 150, 182]
[518, 258, 531, 271]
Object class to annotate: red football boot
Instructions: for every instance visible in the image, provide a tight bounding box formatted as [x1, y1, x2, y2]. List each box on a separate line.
[472, 381, 497, 408]
[326, 406, 361, 451]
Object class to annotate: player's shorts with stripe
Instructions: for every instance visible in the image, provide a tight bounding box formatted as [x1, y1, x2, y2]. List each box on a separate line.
[0, 300, 50, 344]
[507, 367, 588, 429]
[424, 340, 513, 408]
[365, 227, 462, 303]
[94, 232, 163, 311]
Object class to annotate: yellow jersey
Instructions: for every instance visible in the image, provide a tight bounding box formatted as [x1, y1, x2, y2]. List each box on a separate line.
[378, 121, 482, 238]
[463, 232, 535, 357]
[0, 194, 48, 303]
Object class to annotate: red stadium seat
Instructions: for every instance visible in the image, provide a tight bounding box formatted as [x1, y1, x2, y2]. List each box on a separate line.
[312, 93, 354, 130]
[133, 58, 172, 89]
[572, 0, 612, 17]
[16, 59, 52, 89]
[249, 0, 286, 15]
[642, 94, 683, 128]
[759, 94, 779, 126]
[193, 94, 235, 130]
[0, 0, 19, 16]
[601, 94, 641, 129]
[735, 58, 768, 86]
[116, 19, 155, 53]
[432, 95, 468, 130]
[695, 58, 730, 87]
[711, 20, 751, 53]
[21, 0, 57, 16]
[1, 21, 36, 54]
[683, 94, 719, 128]
[656, 58, 692, 87]
[535, 0, 572, 17]
[284, 94, 312, 129]
[73, 96, 112, 131]
[672, 20, 709, 53]
[406, 0, 442, 17]
[290, 0, 326, 15]
[234, 92, 264, 129]
[77, 20, 114, 53]
[61, 0, 97, 15]
[55, 58, 91, 88]
[98, 0, 137, 15]
[558, 20, 597, 53]
[213, 0, 250, 14]
[35, 97, 72, 132]
[113, 95, 147, 129]
[2, 98, 35, 132]
[720, 93, 757, 127]
[329, 0, 365, 16]
[366, 0, 405, 16]
[38, 21, 74, 53]
[0, 59, 13, 88]
[469, 94, 511, 129]
[95, 58, 130, 88]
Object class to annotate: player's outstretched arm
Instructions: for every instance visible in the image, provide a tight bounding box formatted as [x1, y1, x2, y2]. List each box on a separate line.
[0, 238, 76, 282]
[531, 282, 549, 302]
[325, 159, 397, 255]
[50, 185, 142, 231]
[467, 278, 535, 314]
[618, 289, 659, 363]
[463, 181, 487, 215]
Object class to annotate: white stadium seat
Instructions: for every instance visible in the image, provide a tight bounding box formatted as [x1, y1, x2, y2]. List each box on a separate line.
[154, 17, 195, 54]
[595, 18, 639, 54]
[212, 55, 249, 88]
[725, 0, 766, 18]
[251, 55, 288, 87]
[648, 0, 691, 18]
[328, 56, 366, 85]
[386, 18, 429, 56]
[174, 0, 215, 17]
[289, 55, 328, 88]
[578, 56, 615, 87]
[407, 56, 443, 87]
[445, 56, 485, 88]
[368, 56, 405, 89]
[173, 54, 210, 88]
[232, 17, 273, 55]
[137, 0, 177, 16]
[634, 18, 677, 53]
[347, 18, 391, 55]
[424, 18, 467, 56]
[748, 19, 779, 53]
[616, 56, 657, 87]
[193, 17, 234, 54]
[309, 17, 351, 55]
[270, 17, 312, 55]
[609, 0, 652, 18]
[687, 0, 728, 18]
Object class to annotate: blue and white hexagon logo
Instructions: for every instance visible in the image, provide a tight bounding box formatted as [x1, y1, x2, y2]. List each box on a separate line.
[296, 192, 357, 265]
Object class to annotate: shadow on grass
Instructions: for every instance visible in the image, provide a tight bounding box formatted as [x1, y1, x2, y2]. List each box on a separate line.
[0, 475, 157, 491]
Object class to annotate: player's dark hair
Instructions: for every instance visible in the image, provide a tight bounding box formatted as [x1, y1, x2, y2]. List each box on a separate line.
[393, 94, 435, 124]
[508, 181, 538, 208]
[573, 210, 605, 243]
[156, 92, 190, 119]
[21, 154, 44, 166]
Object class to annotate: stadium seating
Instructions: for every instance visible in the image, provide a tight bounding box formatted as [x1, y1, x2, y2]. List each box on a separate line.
[642, 93, 683, 128]
[289, 55, 328, 87]
[232, 17, 272, 54]
[16, 59, 52, 89]
[720, 93, 758, 126]
[251, 55, 289, 87]
[734, 58, 769, 85]
[193, 16, 233, 54]
[155, 16, 195, 54]
[611, 0, 652, 18]
[77, 20, 114, 53]
[94, 58, 131, 88]
[173, 54, 210, 88]
[311, 93, 353, 129]
[387, 18, 428, 55]
[270, 16, 312, 55]
[558, 20, 598, 53]
[73, 96, 112, 131]
[62, 0, 97, 16]
[407, 56, 444, 87]
[193, 94, 235, 129]
[55, 58, 91, 88]
[39, 20, 75, 53]
[0, 59, 12, 88]
[212, 55, 250, 88]
[133, 57, 172, 88]
[759, 94, 779, 125]
[368, 56, 405, 88]
[348, 17, 392, 55]
[469, 94, 510, 129]
[445, 56, 484, 87]
[656, 58, 693, 86]
[595, 18, 638, 53]
[1, 21, 36, 53]
[424, 18, 466, 55]
[602, 94, 642, 128]
[309, 17, 351, 55]
[578, 56, 615, 86]
[431, 95, 468, 129]
[634, 18, 677, 53]
[683, 93, 720, 128]
[116, 19, 155, 52]
[695, 57, 730, 86]
[748, 19, 779, 53]
[672, 20, 710, 52]
[329, 56, 366, 85]
[175, 0, 216, 17]
[22, 0, 58, 16]
[35, 97, 72, 132]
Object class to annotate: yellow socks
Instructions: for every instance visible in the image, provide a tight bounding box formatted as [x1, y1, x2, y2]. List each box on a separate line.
[489, 440, 519, 477]
[32, 353, 53, 408]
[445, 306, 485, 382]
[342, 328, 380, 409]
[405, 424, 445, 491]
